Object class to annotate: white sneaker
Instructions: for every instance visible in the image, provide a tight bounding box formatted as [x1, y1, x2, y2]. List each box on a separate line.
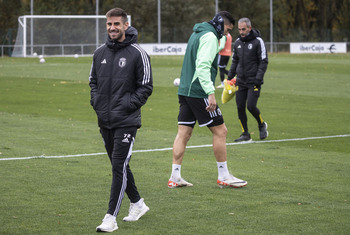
[217, 175, 248, 188]
[168, 177, 193, 188]
[96, 213, 118, 232]
[123, 198, 149, 222]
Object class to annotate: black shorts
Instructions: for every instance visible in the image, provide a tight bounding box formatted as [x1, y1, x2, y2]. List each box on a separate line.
[177, 95, 224, 128]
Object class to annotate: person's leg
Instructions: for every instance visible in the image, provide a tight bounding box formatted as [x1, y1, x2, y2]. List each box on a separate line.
[247, 85, 262, 125]
[222, 56, 230, 76]
[219, 67, 226, 83]
[217, 56, 230, 87]
[182, 96, 247, 188]
[107, 127, 137, 217]
[96, 128, 123, 232]
[123, 128, 141, 204]
[247, 86, 268, 139]
[124, 164, 141, 203]
[235, 85, 249, 133]
[103, 127, 149, 221]
[208, 123, 227, 163]
[172, 125, 193, 165]
[209, 123, 230, 180]
[234, 85, 252, 142]
[168, 96, 195, 188]
[100, 128, 114, 163]
[218, 55, 225, 83]
[209, 123, 248, 188]
[168, 125, 194, 187]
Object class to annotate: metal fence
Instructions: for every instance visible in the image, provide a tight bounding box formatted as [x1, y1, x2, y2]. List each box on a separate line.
[1, 42, 349, 57]
[2, 44, 98, 57]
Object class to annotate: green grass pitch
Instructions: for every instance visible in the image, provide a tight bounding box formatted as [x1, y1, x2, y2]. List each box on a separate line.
[0, 53, 349, 234]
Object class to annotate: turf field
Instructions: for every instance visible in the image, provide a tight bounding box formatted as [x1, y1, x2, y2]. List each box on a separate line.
[0, 53, 349, 234]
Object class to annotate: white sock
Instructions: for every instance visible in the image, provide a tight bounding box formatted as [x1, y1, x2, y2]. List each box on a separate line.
[171, 164, 181, 180]
[217, 161, 230, 180]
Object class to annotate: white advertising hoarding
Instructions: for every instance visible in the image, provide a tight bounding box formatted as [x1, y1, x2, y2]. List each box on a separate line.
[290, 43, 347, 54]
[140, 43, 187, 55]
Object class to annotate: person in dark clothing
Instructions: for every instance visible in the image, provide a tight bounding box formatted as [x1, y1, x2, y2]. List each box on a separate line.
[89, 8, 153, 232]
[216, 32, 232, 88]
[227, 17, 268, 142]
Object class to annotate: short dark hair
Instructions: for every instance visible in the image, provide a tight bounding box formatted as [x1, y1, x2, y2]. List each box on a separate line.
[218, 11, 235, 26]
[106, 8, 128, 23]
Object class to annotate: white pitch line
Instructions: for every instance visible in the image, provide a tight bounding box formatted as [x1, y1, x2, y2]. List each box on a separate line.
[0, 134, 349, 161]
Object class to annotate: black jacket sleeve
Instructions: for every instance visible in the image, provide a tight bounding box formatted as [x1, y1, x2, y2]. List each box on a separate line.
[255, 40, 268, 84]
[129, 53, 153, 111]
[89, 56, 97, 106]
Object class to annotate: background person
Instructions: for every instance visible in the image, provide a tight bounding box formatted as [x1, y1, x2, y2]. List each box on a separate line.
[216, 32, 232, 88]
[228, 17, 268, 142]
[89, 8, 153, 232]
[168, 11, 247, 189]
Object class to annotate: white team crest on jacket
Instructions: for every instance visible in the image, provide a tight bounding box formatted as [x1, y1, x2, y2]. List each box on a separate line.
[119, 58, 126, 68]
[248, 44, 253, 49]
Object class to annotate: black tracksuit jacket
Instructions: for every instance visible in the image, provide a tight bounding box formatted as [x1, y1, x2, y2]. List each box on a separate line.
[228, 29, 268, 86]
[89, 26, 153, 129]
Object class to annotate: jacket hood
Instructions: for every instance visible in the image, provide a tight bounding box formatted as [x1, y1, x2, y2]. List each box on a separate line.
[193, 22, 220, 39]
[106, 26, 138, 50]
[240, 29, 261, 42]
[208, 13, 225, 38]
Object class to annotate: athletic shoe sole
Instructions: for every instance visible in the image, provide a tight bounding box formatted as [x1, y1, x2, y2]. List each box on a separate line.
[123, 206, 150, 222]
[168, 180, 193, 188]
[96, 227, 118, 232]
[234, 138, 253, 142]
[96, 224, 118, 232]
[217, 179, 248, 188]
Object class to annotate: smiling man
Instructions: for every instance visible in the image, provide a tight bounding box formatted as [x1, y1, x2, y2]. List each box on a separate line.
[89, 8, 153, 232]
[106, 17, 125, 41]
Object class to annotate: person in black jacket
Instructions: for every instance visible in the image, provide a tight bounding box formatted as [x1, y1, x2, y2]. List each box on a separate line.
[89, 8, 153, 232]
[228, 17, 268, 142]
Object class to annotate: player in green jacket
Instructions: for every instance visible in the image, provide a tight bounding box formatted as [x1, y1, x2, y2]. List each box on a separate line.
[168, 11, 248, 189]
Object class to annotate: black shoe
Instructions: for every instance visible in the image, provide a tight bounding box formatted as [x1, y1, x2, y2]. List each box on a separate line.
[234, 132, 252, 142]
[259, 122, 268, 140]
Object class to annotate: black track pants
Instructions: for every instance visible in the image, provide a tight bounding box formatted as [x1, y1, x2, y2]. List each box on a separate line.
[235, 84, 262, 133]
[100, 127, 141, 217]
[218, 55, 230, 82]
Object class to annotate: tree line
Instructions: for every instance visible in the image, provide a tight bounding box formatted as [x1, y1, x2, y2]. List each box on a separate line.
[1, 0, 349, 45]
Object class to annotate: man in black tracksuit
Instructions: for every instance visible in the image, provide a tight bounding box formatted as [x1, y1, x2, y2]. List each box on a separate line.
[228, 17, 268, 142]
[89, 8, 153, 232]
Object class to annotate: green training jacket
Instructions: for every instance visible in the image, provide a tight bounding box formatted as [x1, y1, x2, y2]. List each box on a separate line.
[178, 22, 221, 98]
